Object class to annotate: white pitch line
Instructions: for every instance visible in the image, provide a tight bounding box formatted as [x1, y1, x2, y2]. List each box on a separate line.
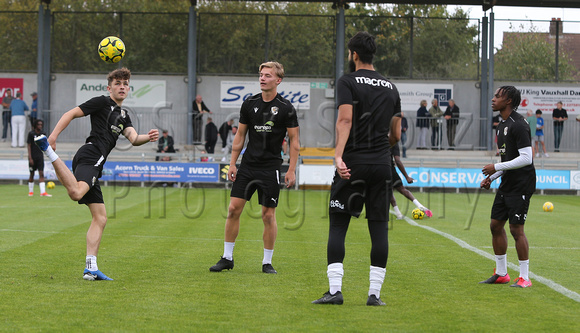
[401, 214, 580, 303]
[0, 229, 61, 234]
[479, 245, 580, 250]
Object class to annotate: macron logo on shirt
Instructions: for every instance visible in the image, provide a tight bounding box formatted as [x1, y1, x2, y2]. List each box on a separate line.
[355, 76, 393, 89]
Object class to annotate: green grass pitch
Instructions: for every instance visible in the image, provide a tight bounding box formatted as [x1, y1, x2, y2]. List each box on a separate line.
[1, 184, 578, 332]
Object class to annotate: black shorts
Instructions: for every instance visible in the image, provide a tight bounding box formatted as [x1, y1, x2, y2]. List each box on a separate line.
[391, 165, 402, 188]
[29, 156, 44, 172]
[72, 144, 106, 205]
[491, 192, 532, 225]
[230, 167, 280, 207]
[329, 164, 391, 221]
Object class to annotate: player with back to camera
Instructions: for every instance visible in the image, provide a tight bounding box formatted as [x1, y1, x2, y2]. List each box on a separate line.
[480, 86, 535, 288]
[312, 31, 401, 306]
[27, 119, 51, 197]
[35, 68, 159, 281]
[209, 61, 300, 274]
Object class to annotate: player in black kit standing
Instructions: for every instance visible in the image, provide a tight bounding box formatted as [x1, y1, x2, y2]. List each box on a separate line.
[210, 62, 300, 274]
[480, 86, 535, 288]
[312, 32, 401, 306]
[35, 68, 159, 281]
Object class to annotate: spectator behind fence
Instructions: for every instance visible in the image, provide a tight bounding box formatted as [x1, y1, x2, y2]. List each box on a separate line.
[444, 99, 460, 149]
[157, 129, 175, 161]
[534, 110, 548, 158]
[204, 117, 218, 154]
[192, 95, 211, 143]
[429, 98, 444, 150]
[552, 101, 567, 152]
[30, 92, 38, 128]
[219, 119, 233, 152]
[222, 125, 238, 162]
[10, 92, 29, 148]
[416, 100, 429, 150]
[2, 88, 14, 142]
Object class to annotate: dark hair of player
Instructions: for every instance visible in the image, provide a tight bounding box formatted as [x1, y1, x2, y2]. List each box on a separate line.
[347, 31, 376, 64]
[536, 109, 542, 115]
[107, 67, 131, 86]
[33, 119, 43, 128]
[498, 85, 521, 111]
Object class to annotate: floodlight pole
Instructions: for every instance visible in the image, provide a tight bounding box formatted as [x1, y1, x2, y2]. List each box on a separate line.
[187, 4, 197, 145]
[487, 12, 495, 150]
[37, 2, 51, 130]
[555, 20, 560, 82]
[480, 14, 489, 150]
[334, 4, 346, 126]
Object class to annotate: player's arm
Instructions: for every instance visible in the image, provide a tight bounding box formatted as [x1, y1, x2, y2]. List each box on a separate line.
[389, 113, 402, 147]
[228, 123, 248, 182]
[394, 155, 412, 181]
[123, 127, 159, 146]
[285, 126, 300, 188]
[335, 104, 352, 179]
[48, 107, 85, 149]
[27, 142, 33, 164]
[495, 146, 532, 170]
[480, 170, 503, 189]
[482, 147, 532, 176]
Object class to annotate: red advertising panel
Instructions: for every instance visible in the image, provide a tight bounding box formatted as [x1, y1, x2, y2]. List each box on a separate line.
[1, 78, 24, 98]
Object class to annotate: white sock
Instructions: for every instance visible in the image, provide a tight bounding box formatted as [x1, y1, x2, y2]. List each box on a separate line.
[44, 145, 59, 163]
[519, 259, 529, 281]
[327, 262, 344, 295]
[495, 254, 507, 276]
[39, 182, 46, 193]
[393, 206, 402, 216]
[263, 248, 274, 265]
[86, 255, 98, 271]
[223, 242, 235, 261]
[369, 265, 386, 298]
[412, 199, 424, 209]
[28, 182, 34, 193]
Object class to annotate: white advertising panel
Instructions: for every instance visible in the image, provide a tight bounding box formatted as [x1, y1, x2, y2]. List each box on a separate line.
[220, 81, 310, 110]
[76, 79, 166, 107]
[518, 86, 580, 114]
[396, 83, 454, 112]
[570, 170, 580, 190]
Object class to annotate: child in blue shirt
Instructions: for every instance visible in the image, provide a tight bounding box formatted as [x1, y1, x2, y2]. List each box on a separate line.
[534, 109, 548, 158]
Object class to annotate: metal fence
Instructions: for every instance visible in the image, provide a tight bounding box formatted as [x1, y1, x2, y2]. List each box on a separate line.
[42, 109, 235, 148]
[405, 115, 580, 152]
[2, 9, 579, 82]
[39, 110, 580, 153]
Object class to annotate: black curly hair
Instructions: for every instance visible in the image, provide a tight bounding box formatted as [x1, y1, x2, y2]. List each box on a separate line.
[497, 85, 521, 111]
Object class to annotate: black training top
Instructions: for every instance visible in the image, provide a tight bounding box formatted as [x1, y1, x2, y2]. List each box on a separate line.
[336, 69, 401, 166]
[27, 130, 46, 160]
[78, 95, 133, 158]
[239, 93, 299, 170]
[496, 111, 536, 195]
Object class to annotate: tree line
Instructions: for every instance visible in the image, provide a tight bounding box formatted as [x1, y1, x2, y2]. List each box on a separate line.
[0, 0, 575, 81]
